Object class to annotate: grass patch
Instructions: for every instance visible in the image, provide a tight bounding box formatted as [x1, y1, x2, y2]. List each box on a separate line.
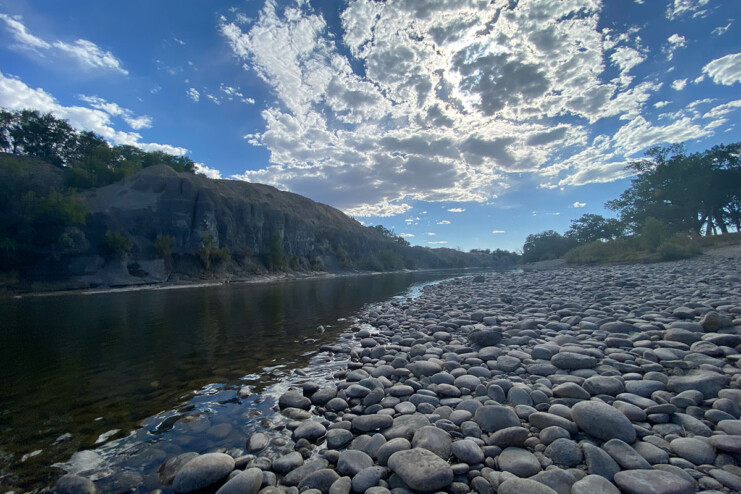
[564, 231, 739, 265]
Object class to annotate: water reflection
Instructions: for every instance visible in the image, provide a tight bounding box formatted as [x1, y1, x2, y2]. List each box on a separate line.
[0, 270, 482, 490]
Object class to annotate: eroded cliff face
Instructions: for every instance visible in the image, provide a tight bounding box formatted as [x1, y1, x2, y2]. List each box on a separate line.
[42, 166, 397, 288]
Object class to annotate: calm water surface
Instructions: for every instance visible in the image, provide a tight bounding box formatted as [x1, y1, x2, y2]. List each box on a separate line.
[0, 270, 486, 491]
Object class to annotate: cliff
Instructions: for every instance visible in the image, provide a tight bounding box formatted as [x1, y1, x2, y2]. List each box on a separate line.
[2, 158, 517, 291]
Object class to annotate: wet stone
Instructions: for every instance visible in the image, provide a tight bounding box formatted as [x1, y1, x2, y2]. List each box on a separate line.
[387, 448, 454, 491]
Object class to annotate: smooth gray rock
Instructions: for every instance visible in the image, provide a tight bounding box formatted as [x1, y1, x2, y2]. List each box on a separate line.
[613, 469, 694, 494]
[172, 453, 235, 493]
[351, 466, 385, 493]
[326, 428, 354, 450]
[279, 391, 312, 410]
[544, 438, 582, 467]
[382, 413, 429, 439]
[298, 469, 340, 494]
[571, 474, 619, 494]
[669, 437, 716, 465]
[55, 474, 98, 494]
[376, 438, 411, 465]
[292, 421, 327, 442]
[159, 452, 199, 486]
[497, 478, 557, 494]
[497, 447, 541, 477]
[529, 468, 575, 494]
[583, 443, 620, 482]
[551, 352, 598, 370]
[353, 414, 393, 433]
[336, 450, 373, 476]
[667, 371, 728, 398]
[329, 476, 351, 494]
[272, 452, 303, 475]
[283, 459, 330, 486]
[602, 439, 651, 470]
[387, 448, 454, 491]
[215, 468, 262, 494]
[412, 426, 451, 459]
[571, 401, 636, 444]
[488, 426, 529, 447]
[247, 433, 269, 452]
[451, 439, 484, 464]
[474, 405, 520, 433]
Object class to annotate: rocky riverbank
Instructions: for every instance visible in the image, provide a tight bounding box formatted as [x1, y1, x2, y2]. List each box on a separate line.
[56, 248, 741, 494]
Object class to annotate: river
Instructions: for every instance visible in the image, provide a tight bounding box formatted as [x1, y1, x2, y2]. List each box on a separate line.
[0, 270, 494, 491]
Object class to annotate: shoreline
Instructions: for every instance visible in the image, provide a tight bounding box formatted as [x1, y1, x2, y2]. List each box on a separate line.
[1, 266, 511, 299]
[52, 249, 741, 493]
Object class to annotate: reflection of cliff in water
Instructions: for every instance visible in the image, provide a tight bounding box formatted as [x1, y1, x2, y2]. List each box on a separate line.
[0, 269, 490, 491]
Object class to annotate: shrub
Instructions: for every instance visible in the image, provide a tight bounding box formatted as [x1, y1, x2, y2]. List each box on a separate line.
[639, 217, 670, 251]
[656, 237, 701, 261]
[103, 230, 133, 256]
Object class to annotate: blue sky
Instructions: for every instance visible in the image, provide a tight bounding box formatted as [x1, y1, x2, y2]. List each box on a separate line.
[0, 0, 739, 251]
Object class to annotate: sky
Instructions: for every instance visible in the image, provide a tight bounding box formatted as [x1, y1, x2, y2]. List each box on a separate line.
[0, 0, 739, 252]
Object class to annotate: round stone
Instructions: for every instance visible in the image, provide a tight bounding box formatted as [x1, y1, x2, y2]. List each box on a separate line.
[474, 405, 520, 433]
[613, 470, 694, 494]
[387, 448, 454, 491]
[497, 447, 541, 477]
[412, 426, 452, 459]
[669, 437, 716, 465]
[497, 478, 557, 494]
[172, 453, 235, 493]
[451, 439, 484, 464]
[571, 401, 636, 444]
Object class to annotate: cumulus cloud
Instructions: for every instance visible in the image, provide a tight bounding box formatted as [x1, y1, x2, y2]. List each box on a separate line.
[671, 79, 688, 90]
[573, 201, 587, 208]
[0, 71, 187, 155]
[218, 0, 726, 217]
[186, 88, 200, 102]
[703, 53, 741, 85]
[0, 14, 127, 74]
[78, 95, 152, 130]
[663, 34, 686, 61]
[194, 162, 223, 179]
[666, 0, 710, 21]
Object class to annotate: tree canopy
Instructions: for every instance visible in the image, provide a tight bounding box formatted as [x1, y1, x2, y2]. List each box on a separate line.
[0, 108, 196, 189]
[607, 143, 741, 235]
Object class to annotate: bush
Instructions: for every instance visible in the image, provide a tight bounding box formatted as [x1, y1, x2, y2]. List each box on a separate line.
[639, 217, 670, 251]
[104, 230, 133, 256]
[154, 234, 172, 258]
[656, 237, 702, 261]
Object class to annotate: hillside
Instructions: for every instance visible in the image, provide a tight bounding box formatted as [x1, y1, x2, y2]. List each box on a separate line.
[1, 155, 516, 291]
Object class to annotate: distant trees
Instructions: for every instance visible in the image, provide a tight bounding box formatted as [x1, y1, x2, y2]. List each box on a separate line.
[521, 142, 741, 264]
[0, 108, 196, 189]
[607, 143, 741, 235]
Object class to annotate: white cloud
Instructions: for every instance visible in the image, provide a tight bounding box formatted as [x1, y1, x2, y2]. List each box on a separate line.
[703, 53, 741, 85]
[399, 233, 414, 238]
[0, 14, 127, 74]
[0, 71, 187, 155]
[427, 241, 448, 245]
[491, 230, 505, 234]
[437, 220, 451, 225]
[448, 208, 465, 213]
[663, 34, 686, 61]
[427, 232, 436, 236]
[671, 79, 687, 90]
[194, 162, 223, 179]
[654, 101, 670, 108]
[217, 1, 718, 215]
[573, 201, 587, 208]
[78, 95, 152, 130]
[666, 0, 710, 21]
[713, 21, 733, 36]
[0, 13, 50, 50]
[186, 88, 200, 102]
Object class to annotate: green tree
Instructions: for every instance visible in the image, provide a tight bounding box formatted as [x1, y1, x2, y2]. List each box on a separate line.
[103, 230, 133, 256]
[521, 230, 576, 263]
[565, 214, 625, 244]
[607, 143, 741, 235]
[269, 231, 286, 270]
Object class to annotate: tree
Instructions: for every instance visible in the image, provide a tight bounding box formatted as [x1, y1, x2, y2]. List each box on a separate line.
[269, 231, 286, 270]
[521, 230, 577, 263]
[607, 143, 741, 235]
[565, 214, 625, 244]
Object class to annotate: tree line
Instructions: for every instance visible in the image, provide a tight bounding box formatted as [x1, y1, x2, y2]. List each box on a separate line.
[1, 108, 195, 189]
[522, 142, 741, 263]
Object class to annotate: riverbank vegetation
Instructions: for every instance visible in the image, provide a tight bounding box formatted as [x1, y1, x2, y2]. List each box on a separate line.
[521, 142, 741, 265]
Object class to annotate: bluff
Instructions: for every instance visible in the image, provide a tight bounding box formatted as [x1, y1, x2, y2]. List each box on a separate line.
[5, 161, 515, 290]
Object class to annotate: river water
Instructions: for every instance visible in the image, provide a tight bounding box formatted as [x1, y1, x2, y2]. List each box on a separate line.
[0, 270, 491, 491]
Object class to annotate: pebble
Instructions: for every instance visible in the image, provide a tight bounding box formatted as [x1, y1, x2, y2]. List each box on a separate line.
[68, 253, 741, 494]
[172, 453, 235, 493]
